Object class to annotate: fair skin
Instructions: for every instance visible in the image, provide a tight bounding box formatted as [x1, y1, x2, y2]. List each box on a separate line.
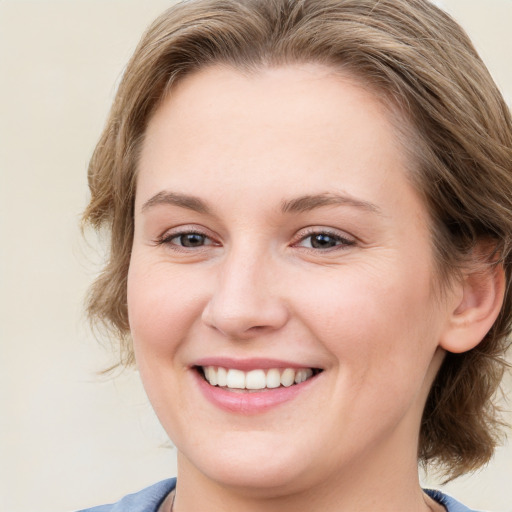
[128, 64, 499, 512]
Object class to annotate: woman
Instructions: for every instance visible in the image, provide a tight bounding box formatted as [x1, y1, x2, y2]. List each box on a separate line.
[80, 0, 512, 510]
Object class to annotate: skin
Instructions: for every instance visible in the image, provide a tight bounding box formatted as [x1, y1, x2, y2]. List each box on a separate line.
[127, 64, 463, 512]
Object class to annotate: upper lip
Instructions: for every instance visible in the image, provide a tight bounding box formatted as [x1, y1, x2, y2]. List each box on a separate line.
[192, 357, 322, 371]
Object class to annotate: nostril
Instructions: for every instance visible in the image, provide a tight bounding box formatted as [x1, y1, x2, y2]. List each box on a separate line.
[248, 325, 269, 331]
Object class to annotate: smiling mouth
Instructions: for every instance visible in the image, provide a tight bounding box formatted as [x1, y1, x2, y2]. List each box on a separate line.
[197, 366, 322, 392]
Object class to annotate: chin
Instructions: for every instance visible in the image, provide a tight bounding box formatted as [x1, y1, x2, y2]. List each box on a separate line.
[178, 432, 318, 496]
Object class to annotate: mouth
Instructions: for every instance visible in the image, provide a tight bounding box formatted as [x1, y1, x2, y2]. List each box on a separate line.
[196, 365, 323, 392]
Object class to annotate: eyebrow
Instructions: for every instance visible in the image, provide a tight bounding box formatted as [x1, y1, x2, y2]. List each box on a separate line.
[141, 191, 211, 214]
[140, 190, 382, 216]
[281, 192, 382, 215]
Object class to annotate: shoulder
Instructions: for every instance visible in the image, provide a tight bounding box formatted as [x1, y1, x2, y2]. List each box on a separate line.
[76, 478, 176, 512]
[424, 489, 484, 512]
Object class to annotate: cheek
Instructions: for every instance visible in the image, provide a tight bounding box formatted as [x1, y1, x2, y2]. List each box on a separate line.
[127, 258, 208, 357]
[302, 263, 439, 383]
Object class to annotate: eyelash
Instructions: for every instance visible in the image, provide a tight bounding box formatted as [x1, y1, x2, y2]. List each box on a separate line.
[155, 227, 355, 253]
[156, 228, 217, 251]
[293, 228, 355, 251]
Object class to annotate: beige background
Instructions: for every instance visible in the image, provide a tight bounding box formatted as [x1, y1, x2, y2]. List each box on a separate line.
[1, 1, 511, 511]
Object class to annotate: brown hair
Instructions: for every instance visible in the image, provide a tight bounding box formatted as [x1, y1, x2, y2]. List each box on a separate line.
[83, 0, 512, 480]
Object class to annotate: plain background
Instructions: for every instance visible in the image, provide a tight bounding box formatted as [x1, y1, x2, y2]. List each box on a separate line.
[1, 1, 511, 511]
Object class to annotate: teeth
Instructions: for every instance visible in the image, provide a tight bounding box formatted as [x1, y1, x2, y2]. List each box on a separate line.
[246, 369, 266, 390]
[226, 369, 245, 389]
[266, 368, 281, 389]
[208, 366, 218, 386]
[280, 368, 295, 387]
[217, 366, 227, 387]
[295, 369, 313, 384]
[202, 366, 316, 390]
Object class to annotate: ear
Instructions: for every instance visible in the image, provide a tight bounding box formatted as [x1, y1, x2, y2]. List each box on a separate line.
[440, 257, 505, 354]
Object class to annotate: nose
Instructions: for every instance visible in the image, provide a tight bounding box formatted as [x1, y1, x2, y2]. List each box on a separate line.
[201, 248, 289, 340]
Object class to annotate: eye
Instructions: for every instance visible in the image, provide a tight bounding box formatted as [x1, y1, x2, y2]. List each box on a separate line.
[172, 232, 210, 248]
[295, 230, 355, 250]
[157, 229, 217, 249]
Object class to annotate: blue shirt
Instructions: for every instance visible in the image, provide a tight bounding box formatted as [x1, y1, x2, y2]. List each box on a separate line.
[77, 478, 481, 512]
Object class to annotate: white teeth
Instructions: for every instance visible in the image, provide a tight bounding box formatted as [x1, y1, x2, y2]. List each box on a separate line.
[217, 366, 227, 387]
[280, 368, 295, 387]
[246, 369, 266, 390]
[204, 366, 215, 385]
[202, 366, 316, 390]
[295, 369, 313, 384]
[226, 369, 245, 389]
[208, 366, 218, 386]
[295, 370, 305, 384]
[266, 368, 281, 389]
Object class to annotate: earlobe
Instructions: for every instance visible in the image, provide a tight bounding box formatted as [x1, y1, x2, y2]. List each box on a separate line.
[440, 262, 505, 354]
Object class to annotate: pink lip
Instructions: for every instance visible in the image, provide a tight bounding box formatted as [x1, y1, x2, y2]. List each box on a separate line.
[193, 357, 316, 371]
[192, 365, 321, 415]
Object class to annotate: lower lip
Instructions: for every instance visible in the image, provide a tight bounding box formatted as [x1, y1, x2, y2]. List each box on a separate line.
[193, 370, 318, 414]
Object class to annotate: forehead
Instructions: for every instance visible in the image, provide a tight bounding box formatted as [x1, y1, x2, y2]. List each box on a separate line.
[137, 63, 422, 223]
[144, 63, 396, 147]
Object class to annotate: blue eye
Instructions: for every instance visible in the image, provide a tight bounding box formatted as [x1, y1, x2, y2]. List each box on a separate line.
[158, 231, 215, 249]
[172, 233, 209, 247]
[297, 231, 354, 250]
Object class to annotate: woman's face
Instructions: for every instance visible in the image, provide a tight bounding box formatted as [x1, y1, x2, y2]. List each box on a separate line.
[128, 64, 454, 493]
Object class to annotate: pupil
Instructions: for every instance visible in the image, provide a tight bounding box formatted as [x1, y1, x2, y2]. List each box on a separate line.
[181, 233, 205, 247]
[311, 234, 336, 249]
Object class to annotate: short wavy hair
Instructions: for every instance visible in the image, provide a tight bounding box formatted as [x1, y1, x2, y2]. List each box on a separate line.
[83, 0, 512, 480]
